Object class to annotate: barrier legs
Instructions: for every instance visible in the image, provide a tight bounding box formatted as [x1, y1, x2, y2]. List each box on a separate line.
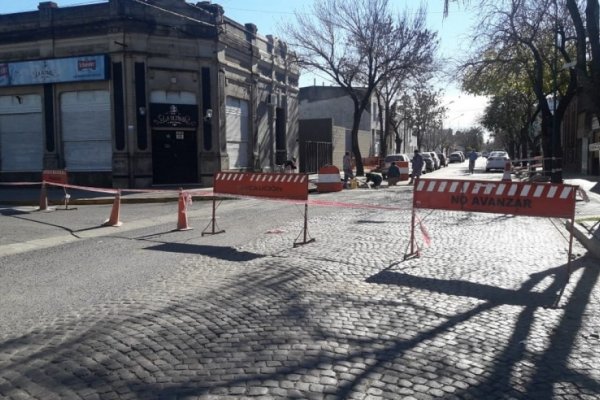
[293, 203, 315, 247]
[404, 205, 420, 260]
[201, 197, 225, 236]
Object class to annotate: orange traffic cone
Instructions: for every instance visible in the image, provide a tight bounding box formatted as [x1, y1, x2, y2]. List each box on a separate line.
[502, 161, 512, 181]
[38, 182, 50, 211]
[103, 190, 123, 227]
[177, 190, 193, 231]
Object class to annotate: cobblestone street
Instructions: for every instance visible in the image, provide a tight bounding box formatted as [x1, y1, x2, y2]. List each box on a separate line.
[1, 188, 599, 399]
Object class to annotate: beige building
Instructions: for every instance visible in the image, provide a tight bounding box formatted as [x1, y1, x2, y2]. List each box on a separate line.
[0, 0, 299, 187]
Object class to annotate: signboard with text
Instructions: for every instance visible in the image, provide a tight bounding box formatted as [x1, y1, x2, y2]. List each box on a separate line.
[214, 172, 309, 201]
[413, 178, 576, 219]
[0, 55, 108, 87]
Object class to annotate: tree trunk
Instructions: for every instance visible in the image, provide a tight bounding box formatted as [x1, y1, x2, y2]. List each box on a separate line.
[351, 107, 364, 176]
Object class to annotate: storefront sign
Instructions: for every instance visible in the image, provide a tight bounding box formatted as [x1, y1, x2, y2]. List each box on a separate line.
[150, 104, 198, 129]
[0, 55, 108, 87]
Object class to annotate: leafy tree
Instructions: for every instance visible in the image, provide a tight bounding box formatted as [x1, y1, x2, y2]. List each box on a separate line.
[457, 0, 577, 182]
[411, 83, 446, 151]
[284, 0, 437, 175]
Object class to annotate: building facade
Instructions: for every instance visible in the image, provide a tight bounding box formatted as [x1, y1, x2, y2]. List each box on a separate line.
[0, 0, 299, 187]
[298, 86, 382, 160]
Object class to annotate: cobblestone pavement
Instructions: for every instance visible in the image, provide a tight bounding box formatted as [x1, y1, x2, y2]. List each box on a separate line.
[1, 187, 600, 399]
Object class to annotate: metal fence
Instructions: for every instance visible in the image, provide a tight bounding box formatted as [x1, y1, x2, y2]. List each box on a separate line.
[300, 141, 332, 174]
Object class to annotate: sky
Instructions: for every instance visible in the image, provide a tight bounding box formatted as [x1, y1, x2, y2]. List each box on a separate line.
[1, 0, 487, 132]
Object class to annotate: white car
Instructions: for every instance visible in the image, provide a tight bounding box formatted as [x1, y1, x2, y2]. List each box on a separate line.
[485, 151, 510, 172]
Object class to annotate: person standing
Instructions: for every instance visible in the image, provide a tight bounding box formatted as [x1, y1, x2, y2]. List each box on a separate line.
[409, 149, 423, 185]
[468, 150, 478, 174]
[343, 151, 353, 185]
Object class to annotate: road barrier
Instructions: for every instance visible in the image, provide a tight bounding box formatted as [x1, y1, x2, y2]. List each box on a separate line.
[42, 169, 68, 185]
[208, 171, 314, 246]
[398, 161, 410, 181]
[316, 165, 343, 193]
[214, 171, 309, 201]
[408, 177, 579, 307]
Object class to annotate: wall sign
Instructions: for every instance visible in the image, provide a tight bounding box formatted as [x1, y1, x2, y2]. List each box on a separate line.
[150, 104, 198, 129]
[0, 55, 109, 87]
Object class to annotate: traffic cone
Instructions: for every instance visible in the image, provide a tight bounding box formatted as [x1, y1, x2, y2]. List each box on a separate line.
[38, 182, 50, 211]
[177, 190, 193, 231]
[103, 190, 123, 227]
[502, 161, 512, 181]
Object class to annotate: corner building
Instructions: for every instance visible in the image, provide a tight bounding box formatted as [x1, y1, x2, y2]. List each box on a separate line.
[0, 0, 299, 187]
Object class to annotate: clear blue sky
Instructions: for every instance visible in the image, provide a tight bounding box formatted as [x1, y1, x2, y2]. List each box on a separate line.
[2, 0, 485, 130]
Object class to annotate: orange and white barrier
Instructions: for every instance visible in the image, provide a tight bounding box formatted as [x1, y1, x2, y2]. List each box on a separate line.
[42, 169, 68, 185]
[409, 177, 578, 306]
[214, 171, 309, 201]
[210, 171, 313, 246]
[398, 161, 410, 181]
[413, 178, 576, 218]
[316, 165, 343, 193]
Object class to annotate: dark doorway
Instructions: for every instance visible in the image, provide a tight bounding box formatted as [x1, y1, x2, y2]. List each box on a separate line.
[275, 107, 286, 164]
[152, 130, 198, 184]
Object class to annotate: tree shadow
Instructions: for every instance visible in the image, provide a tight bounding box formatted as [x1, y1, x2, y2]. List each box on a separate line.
[0, 241, 598, 399]
[144, 242, 264, 262]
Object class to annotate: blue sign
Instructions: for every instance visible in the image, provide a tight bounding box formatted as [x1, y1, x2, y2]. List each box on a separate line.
[0, 54, 108, 87]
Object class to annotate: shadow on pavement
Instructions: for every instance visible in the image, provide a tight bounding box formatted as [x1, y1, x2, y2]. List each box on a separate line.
[145, 242, 264, 262]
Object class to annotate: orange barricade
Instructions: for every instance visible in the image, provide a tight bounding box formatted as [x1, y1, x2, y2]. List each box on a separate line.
[413, 178, 576, 219]
[398, 161, 410, 181]
[214, 171, 309, 201]
[409, 178, 578, 306]
[317, 165, 343, 193]
[42, 169, 68, 185]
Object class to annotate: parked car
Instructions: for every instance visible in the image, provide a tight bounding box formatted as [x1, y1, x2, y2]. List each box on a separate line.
[428, 152, 441, 170]
[437, 153, 447, 167]
[485, 151, 510, 172]
[449, 152, 463, 163]
[381, 153, 410, 178]
[482, 151, 490, 158]
[421, 152, 435, 172]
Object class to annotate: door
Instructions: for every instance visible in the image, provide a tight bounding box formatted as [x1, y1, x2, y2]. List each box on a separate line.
[152, 130, 198, 184]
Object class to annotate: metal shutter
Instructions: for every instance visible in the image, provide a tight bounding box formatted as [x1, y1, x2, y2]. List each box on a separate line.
[60, 90, 111, 171]
[225, 97, 249, 169]
[0, 95, 43, 172]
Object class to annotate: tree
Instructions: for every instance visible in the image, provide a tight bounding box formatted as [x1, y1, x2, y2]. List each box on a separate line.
[457, 0, 577, 182]
[479, 91, 538, 159]
[285, 0, 437, 175]
[411, 83, 446, 151]
[454, 127, 484, 151]
[566, 0, 600, 122]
